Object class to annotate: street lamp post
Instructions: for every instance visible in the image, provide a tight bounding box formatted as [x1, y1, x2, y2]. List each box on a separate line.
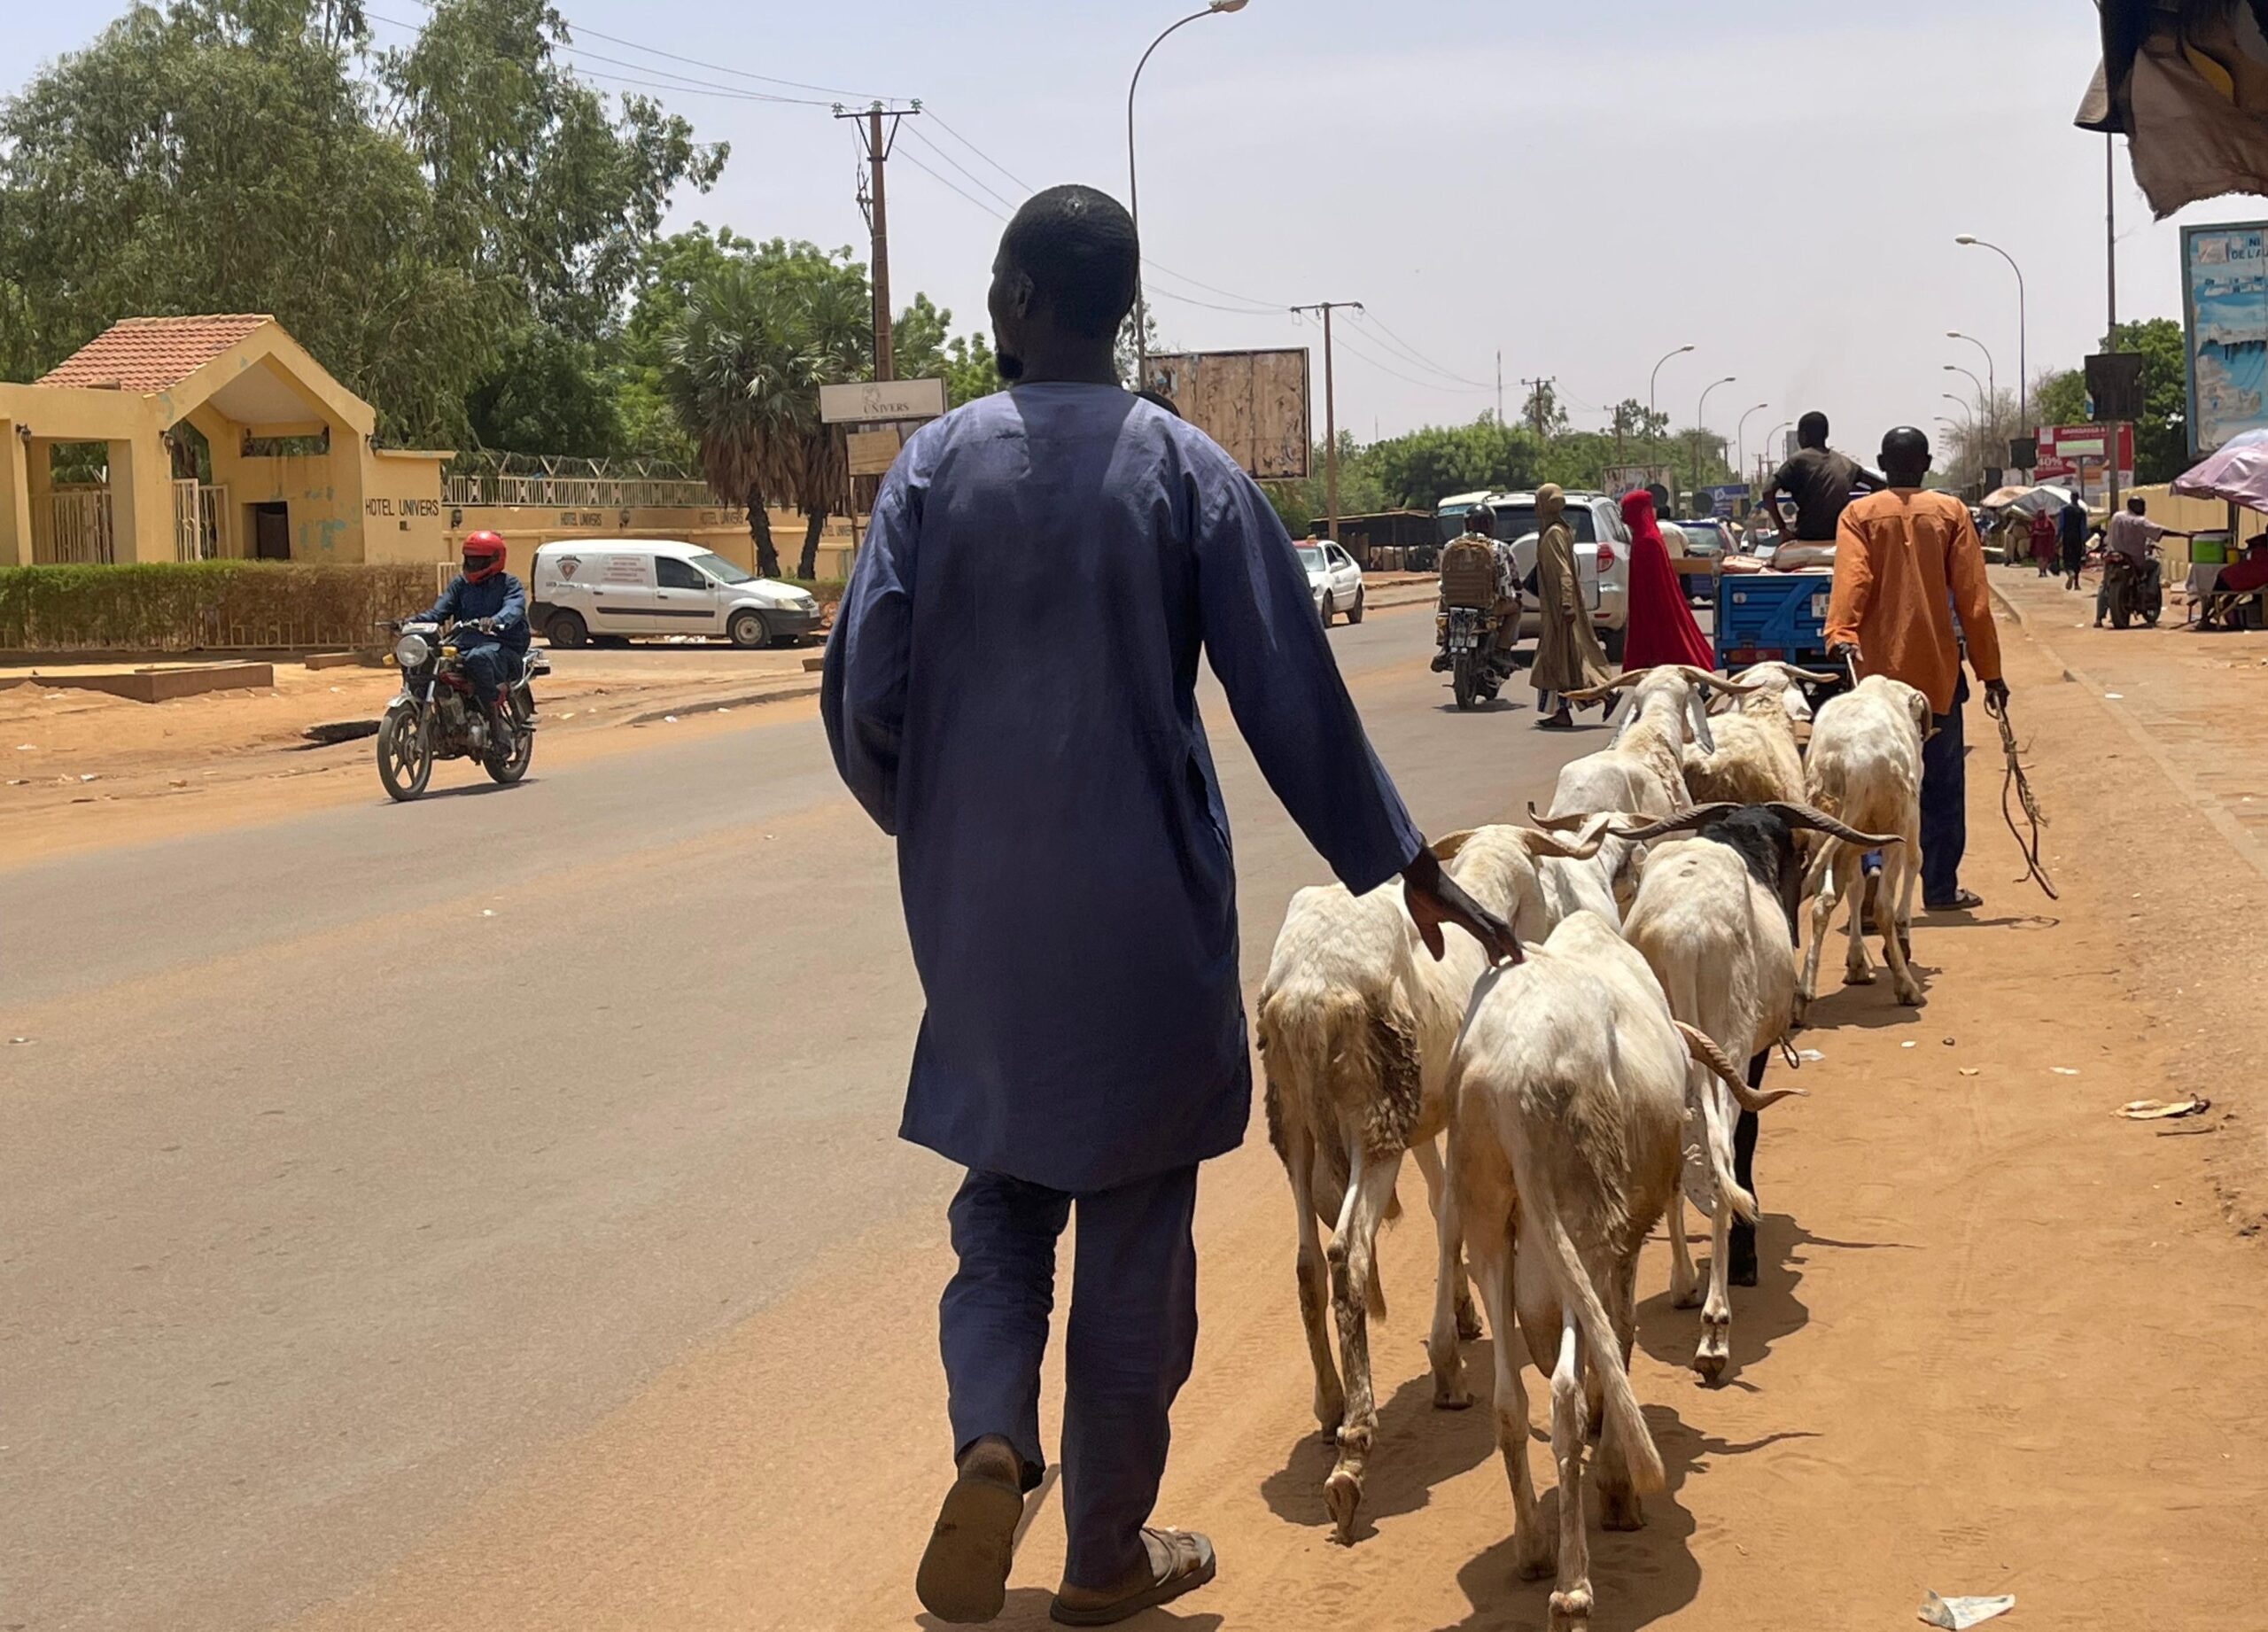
[1761, 419, 1792, 489]
[1944, 363, 1988, 435]
[1694, 376, 1736, 499]
[1648, 343, 1695, 467]
[1735, 400, 1769, 490]
[1946, 330, 1996, 426]
[1126, 1, 1250, 387]
[1955, 235, 2028, 466]
[1942, 392, 1976, 435]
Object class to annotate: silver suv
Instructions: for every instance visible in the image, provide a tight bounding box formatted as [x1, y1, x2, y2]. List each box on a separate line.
[1443, 491, 1631, 663]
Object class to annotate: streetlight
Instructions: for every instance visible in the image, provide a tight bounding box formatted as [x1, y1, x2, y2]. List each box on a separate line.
[1942, 392, 1975, 431]
[1760, 419, 1792, 487]
[1735, 401, 1769, 489]
[1946, 330, 1997, 424]
[1126, 1, 1250, 386]
[1955, 234, 2028, 465]
[1694, 375, 1736, 496]
[1944, 363, 1988, 434]
[1648, 344, 1695, 448]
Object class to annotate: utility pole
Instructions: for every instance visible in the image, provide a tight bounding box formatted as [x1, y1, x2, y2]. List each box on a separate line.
[1495, 349, 1504, 424]
[1292, 300, 1363, 542]
[835, 103, 920, 381]
[1520, 377, 1556, 446]
[2105, 130, 2122, 514]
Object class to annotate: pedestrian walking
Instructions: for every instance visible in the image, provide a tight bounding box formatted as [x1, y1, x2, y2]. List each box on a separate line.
[1618, 487, 1714, 670]
[1823, 426, 2008, 913]
[1529, 483, 1615, 727]
[2029, 506, 2059, 576]
[2059, 496, 2089, 590]
[820, 183, 1515, 1628]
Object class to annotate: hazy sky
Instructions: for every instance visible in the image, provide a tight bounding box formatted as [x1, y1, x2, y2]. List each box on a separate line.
[13, 0, 2264, 466]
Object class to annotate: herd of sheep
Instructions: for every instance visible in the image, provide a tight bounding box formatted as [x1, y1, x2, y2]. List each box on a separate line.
[1256, 661, 1935, 1631]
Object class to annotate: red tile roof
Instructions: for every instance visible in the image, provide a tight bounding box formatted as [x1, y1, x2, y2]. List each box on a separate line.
[36, 315, 273, 392]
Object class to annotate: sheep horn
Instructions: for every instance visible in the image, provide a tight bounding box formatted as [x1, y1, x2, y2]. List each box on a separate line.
[1606, 802, 1743, 843]
[1524, 802, 1596, 833]
[1520, 812, 1610, 861]
[1676, 1022, 1808, 1112]
[1783, 665, 1844, 684]
[1431, 829, 1478, 862]
[1762, 802, 1904, 849]
[1564, 671, 1649, 702]
[1682, 666, 1762, 696]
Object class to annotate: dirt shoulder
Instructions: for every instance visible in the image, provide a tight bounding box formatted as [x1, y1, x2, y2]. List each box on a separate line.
[1989, 566, 2268, 1229]
[0, 647, 819, 865]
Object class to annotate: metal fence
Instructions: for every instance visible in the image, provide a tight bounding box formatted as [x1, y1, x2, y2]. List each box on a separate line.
[33, 489, 116, 564]
[173, 480, 231, 561]
[444, 473, 718, 509]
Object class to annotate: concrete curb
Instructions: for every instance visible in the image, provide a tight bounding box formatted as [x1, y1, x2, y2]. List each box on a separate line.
[1989, 577, 2268, 888]
[626, 684, 821, 727]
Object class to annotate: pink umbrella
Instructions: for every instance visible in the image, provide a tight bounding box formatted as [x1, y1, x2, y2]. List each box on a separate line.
[2172, 429, 2268, 509]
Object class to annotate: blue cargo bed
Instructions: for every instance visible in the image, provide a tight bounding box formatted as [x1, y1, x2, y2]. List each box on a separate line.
[1714, 571, 1836, 671]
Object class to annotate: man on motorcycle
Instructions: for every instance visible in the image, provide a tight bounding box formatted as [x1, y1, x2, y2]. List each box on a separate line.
[1431, 504, 1519, 676]
[411, 532, 532, 732]
[2095, 496, 2188, 627]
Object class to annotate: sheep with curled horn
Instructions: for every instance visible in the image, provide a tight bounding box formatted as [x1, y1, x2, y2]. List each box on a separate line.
[1609, 800, 1901, 1380]
[1256, 813, 1619, 1544]
[1684, 662, 1844, 811]
[1546, 665, 1760, 822]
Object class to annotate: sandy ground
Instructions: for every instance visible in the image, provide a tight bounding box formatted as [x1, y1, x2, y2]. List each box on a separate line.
[282, 584, 2268, 1632]
[0, 645, 819, 864]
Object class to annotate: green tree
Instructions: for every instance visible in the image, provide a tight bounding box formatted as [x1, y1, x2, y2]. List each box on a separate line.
[379, 0, 723, 344]
[891, 291, 1003, 406]
[0, 0, 489, 440]
[663, 240, 872, 579]
[2029, 317, 2188, 481]
[464, 324, 624, 456]
[1368, 416, 1537, 509]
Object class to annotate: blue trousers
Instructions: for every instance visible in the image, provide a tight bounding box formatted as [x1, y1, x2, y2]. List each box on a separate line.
[1920, 688, 1968, 905]
[941, 1163, 1199, 1590]
[459, 642, 511, 710]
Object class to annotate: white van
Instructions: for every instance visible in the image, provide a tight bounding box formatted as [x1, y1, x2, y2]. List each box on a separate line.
[529, 540, 821, 649]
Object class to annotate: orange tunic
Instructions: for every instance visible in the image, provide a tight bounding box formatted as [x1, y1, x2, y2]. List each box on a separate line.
[1824, 487, 2002, 717]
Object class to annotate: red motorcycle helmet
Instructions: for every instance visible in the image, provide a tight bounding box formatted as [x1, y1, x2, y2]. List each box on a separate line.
[461, 531, 508, 583]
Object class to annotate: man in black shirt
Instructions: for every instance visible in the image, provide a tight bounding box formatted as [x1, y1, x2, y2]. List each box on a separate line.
[1761, 411, 1887, 542]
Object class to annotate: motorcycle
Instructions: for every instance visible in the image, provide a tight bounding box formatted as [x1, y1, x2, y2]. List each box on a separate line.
[2103, 546, 2163, 630]
[1434, 604, 1515, 710]
[375, 618, 548, 801]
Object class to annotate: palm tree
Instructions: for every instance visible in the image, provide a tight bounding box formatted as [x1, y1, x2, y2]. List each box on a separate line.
[662, 243, 872, 581]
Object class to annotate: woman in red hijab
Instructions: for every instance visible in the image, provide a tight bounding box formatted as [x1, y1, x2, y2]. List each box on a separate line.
[1619, 488, 1715, 669]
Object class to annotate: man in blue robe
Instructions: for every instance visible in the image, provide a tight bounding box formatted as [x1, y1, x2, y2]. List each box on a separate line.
[822, 185, 1511, 1627]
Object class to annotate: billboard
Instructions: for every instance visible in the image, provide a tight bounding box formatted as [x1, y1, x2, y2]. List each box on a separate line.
[818, 377, 948, 424]
[1600, 463, 1673, 498]
[2182, 221, 2268, 456]
[1702, 483, 1751, 518]
[2034, 424, 2135, 492]
[1143, 349, 1312, 479]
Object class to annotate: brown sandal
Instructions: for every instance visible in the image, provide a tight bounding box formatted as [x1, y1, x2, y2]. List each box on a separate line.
[914, 1464, 1026, 1625]
[1050, 1528, 1216, 1627]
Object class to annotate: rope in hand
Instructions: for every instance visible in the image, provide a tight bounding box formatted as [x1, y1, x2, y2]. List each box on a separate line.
[1984, 689, 2059, 900]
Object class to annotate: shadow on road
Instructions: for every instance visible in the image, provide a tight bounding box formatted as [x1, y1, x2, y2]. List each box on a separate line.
[1260, 1340, 1497, 1544]
[918, 1588, 1223, 1631]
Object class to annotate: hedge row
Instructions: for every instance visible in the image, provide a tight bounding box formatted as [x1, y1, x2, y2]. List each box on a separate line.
[0, 562, 441, 653]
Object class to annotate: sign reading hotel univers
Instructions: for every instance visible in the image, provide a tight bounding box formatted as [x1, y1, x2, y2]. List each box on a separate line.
[819, 377, 948, 424]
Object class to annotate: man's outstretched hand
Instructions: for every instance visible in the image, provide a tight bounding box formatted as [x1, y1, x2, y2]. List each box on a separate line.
[1403, 845, 1520, 966]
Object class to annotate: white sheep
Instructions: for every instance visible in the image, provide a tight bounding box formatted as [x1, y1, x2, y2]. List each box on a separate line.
[1256, 817, 1612, 1543]
[1681, 661, 1838, 809]
[1549, 665, 1757, 821]
[1798, 674, 1932, 1014]
[1428, 912, 1771, 1630]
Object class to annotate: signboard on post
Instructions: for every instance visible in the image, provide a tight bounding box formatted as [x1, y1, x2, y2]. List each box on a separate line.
[2182, 221, 2268, 456]
[819, 377, 949, 424]
[1701, 483, 1751, 518]
[1142, 349, 1311, 479]
[1600, 463, 1673, 498]
[2035, 424, 2134, 490]
[846, 428, 904, 477]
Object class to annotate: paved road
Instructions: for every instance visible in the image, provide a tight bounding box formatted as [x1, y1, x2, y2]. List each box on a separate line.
[3, 604, 1589, 1632]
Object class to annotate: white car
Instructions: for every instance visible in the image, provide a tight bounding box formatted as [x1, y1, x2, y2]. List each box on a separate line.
[1298, 540, 1366, 626]
[1477, 492, 1632, 663]
[529, 539, 821, 649]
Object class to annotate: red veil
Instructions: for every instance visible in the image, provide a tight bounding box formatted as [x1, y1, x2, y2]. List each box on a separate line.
[1619, 489, 1715, 670]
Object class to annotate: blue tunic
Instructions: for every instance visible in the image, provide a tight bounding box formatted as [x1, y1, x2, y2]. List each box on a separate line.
[823, 384, 1422, 1193]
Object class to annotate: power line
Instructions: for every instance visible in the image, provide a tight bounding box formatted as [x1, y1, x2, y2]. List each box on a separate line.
[1327, 325, 1492, 393]
[899, 124, 1022, 214]
[921, 109, 1033, 195]
[1147, 287, 1283, 317]
[894, 144, 1011, 223]
[1348, 308, 1489, 388]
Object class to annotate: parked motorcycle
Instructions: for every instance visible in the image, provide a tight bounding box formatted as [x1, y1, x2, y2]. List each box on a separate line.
[2103, 546, 2163, 630]
[375, 618, 548, 801]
